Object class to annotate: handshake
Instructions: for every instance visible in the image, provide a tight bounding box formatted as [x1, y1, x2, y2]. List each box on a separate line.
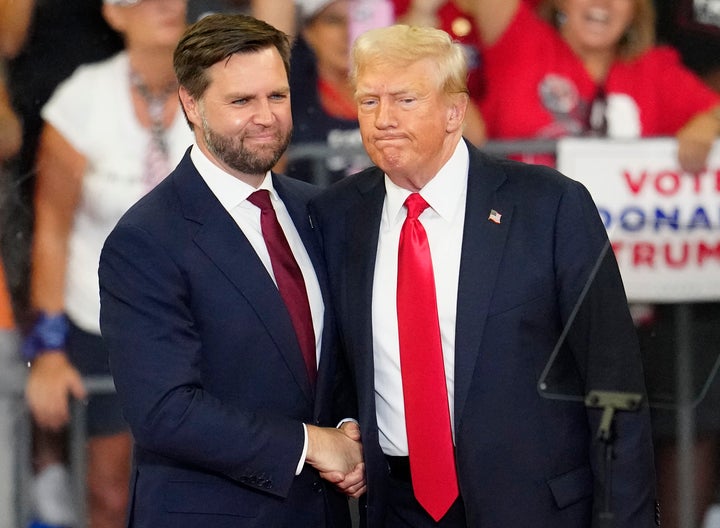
[306, 422, 366, 498]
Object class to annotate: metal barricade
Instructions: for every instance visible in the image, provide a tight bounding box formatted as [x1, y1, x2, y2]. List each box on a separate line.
[2, 374, 115, 528]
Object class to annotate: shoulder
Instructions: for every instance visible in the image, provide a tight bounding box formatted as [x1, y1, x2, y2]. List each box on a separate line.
[273, 172, 322, 202]
[468, 144, 593, 210]
[44, 52, 125, 111]
[57, 51, 126, 91]
[311, 166, 383, 210]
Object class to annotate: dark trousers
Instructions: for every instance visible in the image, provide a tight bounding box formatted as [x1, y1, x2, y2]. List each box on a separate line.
[383, 460, 466, 528]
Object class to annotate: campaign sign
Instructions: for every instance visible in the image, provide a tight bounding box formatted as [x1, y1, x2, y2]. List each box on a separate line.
[557, 137, 720, 303]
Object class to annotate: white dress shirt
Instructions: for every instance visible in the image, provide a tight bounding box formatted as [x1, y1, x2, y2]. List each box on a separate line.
[372, 140, 469, 456]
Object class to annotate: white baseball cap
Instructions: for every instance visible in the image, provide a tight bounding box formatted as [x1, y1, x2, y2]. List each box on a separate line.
[295, 0, 337, 22]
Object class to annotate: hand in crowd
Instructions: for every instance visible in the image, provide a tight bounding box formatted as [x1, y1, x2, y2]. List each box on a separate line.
[675, 108, 720, 174]
[399, 0, 447, 26]
[306, 421, 366, 497]
[25, 351, 87, 430]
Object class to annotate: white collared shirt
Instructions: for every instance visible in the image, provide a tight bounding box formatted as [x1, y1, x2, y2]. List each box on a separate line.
[372, 140, 469, 456]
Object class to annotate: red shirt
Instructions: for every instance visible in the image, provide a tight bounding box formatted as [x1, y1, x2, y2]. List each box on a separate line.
[480, 3, 720, 142]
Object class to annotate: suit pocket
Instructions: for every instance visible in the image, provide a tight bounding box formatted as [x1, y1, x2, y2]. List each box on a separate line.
[546, 464, 593, 509]
[164, 480, 260, 517]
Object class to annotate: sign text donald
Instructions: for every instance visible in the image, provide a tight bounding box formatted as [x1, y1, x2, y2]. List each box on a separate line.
[557, 138, 720, 302]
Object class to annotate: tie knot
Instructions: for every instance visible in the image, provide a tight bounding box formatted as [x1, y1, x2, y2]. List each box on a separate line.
[404, 193, 429, 220]
[247, 189, 273, 211]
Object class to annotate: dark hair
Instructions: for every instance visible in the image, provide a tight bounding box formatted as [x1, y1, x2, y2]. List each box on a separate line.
[173, 14, 291, 99]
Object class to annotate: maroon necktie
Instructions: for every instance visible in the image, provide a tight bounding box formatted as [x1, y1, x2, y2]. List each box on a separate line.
[247, 190, 317, 385]
[397, 193, 458, 521]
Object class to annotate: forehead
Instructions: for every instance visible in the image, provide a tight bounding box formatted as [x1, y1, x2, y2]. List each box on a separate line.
[355, 58, 438, 95]
[205, 47, 288, 91]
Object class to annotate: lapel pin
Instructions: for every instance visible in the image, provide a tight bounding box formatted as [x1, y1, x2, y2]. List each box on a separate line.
[488, 209, 502, 224]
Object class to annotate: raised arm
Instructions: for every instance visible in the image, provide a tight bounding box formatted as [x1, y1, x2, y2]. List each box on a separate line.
[676, 105, 720, 174]
[251, 0, 297, 37]
[458, 0, 520, 46]
[0, 0, 35, 59]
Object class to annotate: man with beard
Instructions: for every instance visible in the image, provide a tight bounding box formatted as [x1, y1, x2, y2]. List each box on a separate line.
[98, 14, 364, 528]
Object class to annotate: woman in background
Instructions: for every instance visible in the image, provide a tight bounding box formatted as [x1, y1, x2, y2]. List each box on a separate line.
[24, 1, 191, 526]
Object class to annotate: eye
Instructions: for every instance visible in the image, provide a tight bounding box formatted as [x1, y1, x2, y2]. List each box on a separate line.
[358, 98, 378, 110]
[269, 93, 289, 102]
[231, 98, 249, 106]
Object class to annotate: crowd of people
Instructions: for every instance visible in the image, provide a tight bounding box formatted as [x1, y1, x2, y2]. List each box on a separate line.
[0, 0, 718, 527]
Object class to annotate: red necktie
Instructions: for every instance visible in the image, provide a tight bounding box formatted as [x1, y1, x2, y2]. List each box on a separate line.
[397, 193, 459, 521]
[247, 190, 317, 386]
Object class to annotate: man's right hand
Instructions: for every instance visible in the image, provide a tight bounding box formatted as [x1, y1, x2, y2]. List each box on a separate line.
[25, 351, 87, 430]
[305, 424, 364, 485]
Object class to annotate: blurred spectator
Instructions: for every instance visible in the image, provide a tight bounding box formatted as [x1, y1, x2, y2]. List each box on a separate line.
[655, 0, 720, 93]
[23, 1, 192, 527]
[284, 0, 369, 186]
[2, 0, 123, 323]
[188, 0, 297, 35]
[0, 61, 24, 528]
[469, 0, 720, 174]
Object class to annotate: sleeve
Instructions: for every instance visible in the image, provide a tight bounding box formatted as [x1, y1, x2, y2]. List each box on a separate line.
[40, 62, 99, 156]
[99, 221, 306, 498]
[554, 178, 657, 527]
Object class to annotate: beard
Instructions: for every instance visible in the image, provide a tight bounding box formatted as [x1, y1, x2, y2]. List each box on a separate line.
[201, 114, 292, 176]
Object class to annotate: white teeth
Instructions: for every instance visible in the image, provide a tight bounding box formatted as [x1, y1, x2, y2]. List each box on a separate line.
[586, 7, 609, 23]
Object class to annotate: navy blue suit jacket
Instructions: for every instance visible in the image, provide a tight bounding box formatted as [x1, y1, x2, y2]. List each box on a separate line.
[309, 141, 657, 527]
[99, 150, 351, 528]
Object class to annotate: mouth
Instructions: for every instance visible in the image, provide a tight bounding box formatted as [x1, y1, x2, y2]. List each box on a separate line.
[584, 7, 610, 25]
[374, 135, 406, 143]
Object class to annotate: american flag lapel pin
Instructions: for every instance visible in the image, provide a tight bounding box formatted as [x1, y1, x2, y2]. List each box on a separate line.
[488, 209, 502, 224]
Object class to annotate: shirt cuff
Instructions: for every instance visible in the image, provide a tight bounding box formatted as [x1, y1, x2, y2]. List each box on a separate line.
[296, 423, 309, 475]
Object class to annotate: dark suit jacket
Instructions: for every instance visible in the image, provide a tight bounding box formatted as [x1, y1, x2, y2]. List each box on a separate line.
[309, 141, 657, 527]
[99, 150, 351, 528]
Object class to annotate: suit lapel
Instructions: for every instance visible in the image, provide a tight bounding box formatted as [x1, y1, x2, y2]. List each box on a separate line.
[174, 158, 314, 403]
[345, 171, 386, 419]
[454, 146, 514, 425]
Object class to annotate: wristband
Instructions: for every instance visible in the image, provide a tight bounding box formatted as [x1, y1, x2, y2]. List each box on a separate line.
[21, 311, 69, 362]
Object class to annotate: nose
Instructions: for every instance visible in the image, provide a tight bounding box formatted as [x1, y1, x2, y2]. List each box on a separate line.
[253, 98, 275, 126]
[374, 100, 395, 129]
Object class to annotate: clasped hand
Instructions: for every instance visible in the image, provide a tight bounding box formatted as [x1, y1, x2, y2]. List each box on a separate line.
[306, 422, 366, 498]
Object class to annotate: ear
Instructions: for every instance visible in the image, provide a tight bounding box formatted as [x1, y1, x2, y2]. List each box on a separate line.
[446, 93, 469, 134]
[178, 86, 202, 129]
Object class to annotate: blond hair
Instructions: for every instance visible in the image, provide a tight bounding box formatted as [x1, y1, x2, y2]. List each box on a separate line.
[351, 24, 469, 96]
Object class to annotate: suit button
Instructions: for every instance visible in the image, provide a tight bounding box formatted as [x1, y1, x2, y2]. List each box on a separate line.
[312, 481, 323, 493]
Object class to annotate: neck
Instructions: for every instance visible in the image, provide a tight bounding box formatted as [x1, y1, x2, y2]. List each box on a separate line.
[128, 49, 177, 94]
[572, 45, 616, 84]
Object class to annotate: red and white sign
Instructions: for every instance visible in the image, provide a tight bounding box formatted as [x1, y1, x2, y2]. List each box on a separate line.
[557, 137, 720, 303]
